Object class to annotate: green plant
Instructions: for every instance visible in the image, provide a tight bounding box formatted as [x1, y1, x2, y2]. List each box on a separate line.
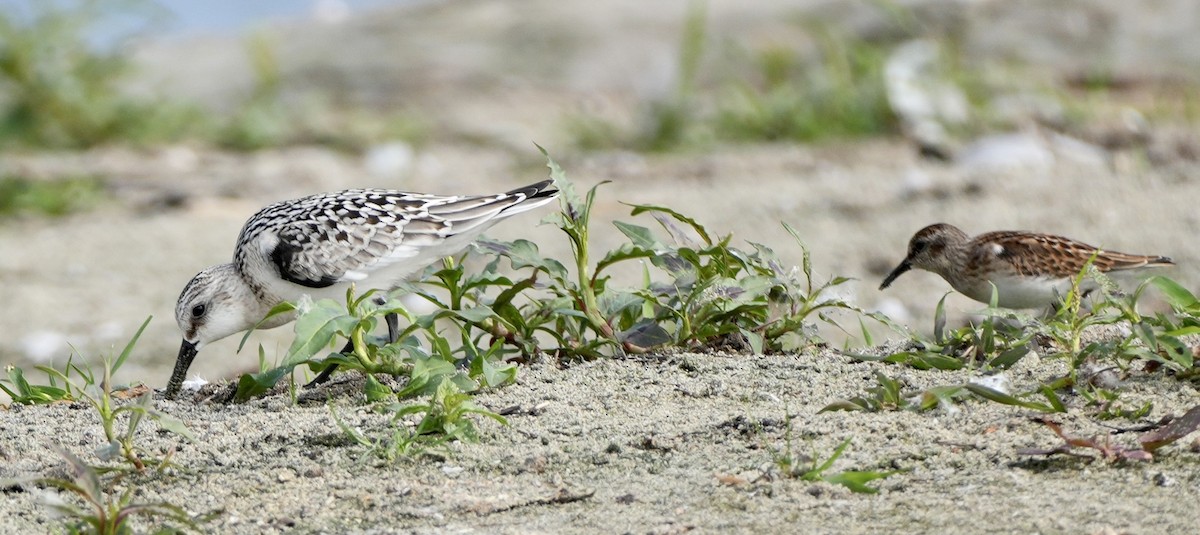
[0, 0, 200, 148]
[216, 32, 291, 151]
[633, 0, 707, 151]
[819, 371, 968, 413]
[334, 378, 508, 461]
[715, 31, 896, 143]
[230, 281, 513, 458]
[2, 359, 76, 404]
[768, 417, 898, 493]
[0, 175, 106, 218]
[1034, 262, 1122, 360]
[3, 317, 195, 470]
[849, 289, 1033, 372]
[2, 444, 216, 534]
[233, 274, 520, 399]
[1011, 267, 1197, 405]
[217, 149, 894, 465]
[1126, 276, 1200, 379]
[652, 200, 883, 353]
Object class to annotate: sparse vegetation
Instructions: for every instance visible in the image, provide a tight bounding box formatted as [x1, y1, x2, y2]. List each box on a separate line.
[3, 317, 194, 471]
[1, 445, 217, 534]
[0, 318, 208, 532]
[766, 415, 899, 494]
[0, 0, 199, 148]
[0, 0, 429, 154]
[0, 175, 106, 218]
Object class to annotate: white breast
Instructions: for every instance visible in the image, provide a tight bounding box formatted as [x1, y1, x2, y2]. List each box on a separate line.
[954, 273, 1087, 309]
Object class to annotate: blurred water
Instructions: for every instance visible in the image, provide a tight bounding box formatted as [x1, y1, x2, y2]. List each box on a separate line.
[155, 0, 409, 36]
[0, 0, 413, 46]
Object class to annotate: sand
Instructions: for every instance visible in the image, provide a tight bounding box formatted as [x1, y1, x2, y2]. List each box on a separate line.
[3, 327, 1199, 533]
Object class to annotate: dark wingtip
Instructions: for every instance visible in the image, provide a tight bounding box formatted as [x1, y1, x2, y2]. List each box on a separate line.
[1153, 256, 1175, 266]
[507, 180, 558, 199]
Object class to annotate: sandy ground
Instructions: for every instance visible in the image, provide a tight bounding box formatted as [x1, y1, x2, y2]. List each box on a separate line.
[2, 327, 1199, 533]
[3, 1, 1200, 532]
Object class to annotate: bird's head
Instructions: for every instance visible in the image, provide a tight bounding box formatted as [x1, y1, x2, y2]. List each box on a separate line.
[880, 223, 969, 290]
[166, 264, 258, 398]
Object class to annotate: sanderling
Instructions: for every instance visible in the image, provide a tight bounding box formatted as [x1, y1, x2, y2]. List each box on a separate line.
[879, 223, 1174, 309]
[165, 180, 559, 398]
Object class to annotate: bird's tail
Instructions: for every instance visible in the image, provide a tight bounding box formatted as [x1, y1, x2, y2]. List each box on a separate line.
[1104, 252, 1175, 271]
[498, 180, 559, 216]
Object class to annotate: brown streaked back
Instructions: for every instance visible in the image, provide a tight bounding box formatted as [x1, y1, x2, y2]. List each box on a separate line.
[966, 231, 1174, 279]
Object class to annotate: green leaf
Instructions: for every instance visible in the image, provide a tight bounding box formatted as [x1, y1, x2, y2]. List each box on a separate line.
[1162, 326, 1200, 337]
[396, 358, 458, 398]
[490, 275, 536, 309]
[7, 366, 70, 404]
[233, 367, 292, 402]
[595, 243, 657, 274]
[858, 317, 873, 347]
[599, 290, 645, 319]
[844, 351, 964, 371]
[463, 271, 514, 289]
[823, 470, 899, 494]
[450, 305, 497, 323]
[238, 301, 297, 353]
[476, 238, 569, 279]
[283, 300, 358, 367]
[619, 319, 672, 348]
[112, 316, 151, 374]
[805, 437, 850, 477]
[1038, 386, 1067, 413]
[731, 276, 774, 303]
[818, 400, 871, 412]
[537, 143, 579, 210]
[149, 406, 196, 442]
[363, 374, 393, 402]
[918, 385, 966, 411]
[933, 293, 950, 345]
[628, 203, 713, 245]
[964, 384, 1062, 413]
[740, 327, 764, 354]
[471, 349, 517, 388]
[988, 345, 1030, 369]
[1149, 276, 1199, 310]
[613, 221, 664, 250]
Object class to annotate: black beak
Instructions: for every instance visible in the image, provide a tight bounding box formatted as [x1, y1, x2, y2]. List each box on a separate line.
[164, 339, 198, 399]
[879, 260, 912, 290]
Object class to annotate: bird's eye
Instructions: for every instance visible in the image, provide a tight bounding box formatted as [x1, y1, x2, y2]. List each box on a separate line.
[191, 304, 207, 318]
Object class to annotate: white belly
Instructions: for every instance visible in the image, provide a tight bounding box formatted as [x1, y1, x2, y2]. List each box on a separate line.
[953, 274, 1088, 309]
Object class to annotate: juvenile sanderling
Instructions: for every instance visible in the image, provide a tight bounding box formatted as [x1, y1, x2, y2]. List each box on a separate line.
[879, 223, 1174, 309]
[165, 180, 558, 398]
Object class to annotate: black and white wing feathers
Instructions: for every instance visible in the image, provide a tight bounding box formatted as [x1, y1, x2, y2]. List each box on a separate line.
[237, 181, 557, 288]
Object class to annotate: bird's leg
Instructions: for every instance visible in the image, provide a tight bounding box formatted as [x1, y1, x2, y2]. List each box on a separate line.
[305, 339, 350, 387]
[306, 312, 400, 388]
[386, 312, 399, 343]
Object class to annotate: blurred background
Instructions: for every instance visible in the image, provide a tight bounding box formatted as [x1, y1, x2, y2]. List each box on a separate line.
[0, 0, 1197, 388]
